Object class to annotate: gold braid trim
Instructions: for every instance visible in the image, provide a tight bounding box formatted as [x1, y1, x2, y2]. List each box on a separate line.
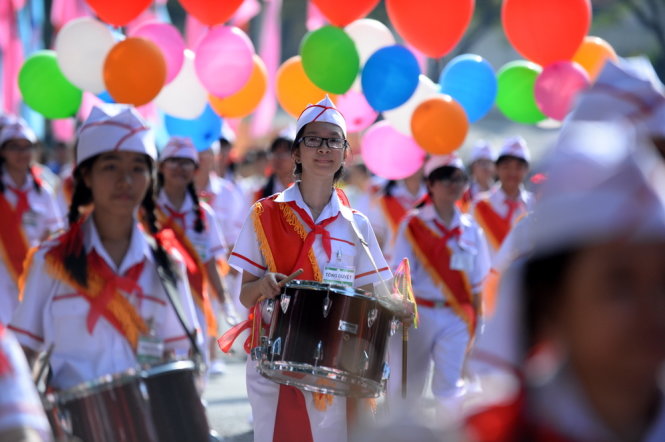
[278, 203, 322, 281]
[252, 203, 277, 272]
[405, 221, 474, 336]
[43, 247, 148, 350]
[17, 246, 39, 301]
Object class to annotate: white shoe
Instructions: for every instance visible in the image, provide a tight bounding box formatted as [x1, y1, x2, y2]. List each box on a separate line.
[209, 359, 227, 375]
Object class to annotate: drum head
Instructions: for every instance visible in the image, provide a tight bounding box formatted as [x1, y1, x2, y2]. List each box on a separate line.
[284, 279, 372, 300]
[56, 369, 141, 404]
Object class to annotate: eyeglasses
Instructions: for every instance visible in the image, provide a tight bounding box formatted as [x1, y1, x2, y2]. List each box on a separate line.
[438, 176, 469, 185]
[3, 143, 35, 152]
[298, 136, 348, 150]
[163, 158, 196, 170]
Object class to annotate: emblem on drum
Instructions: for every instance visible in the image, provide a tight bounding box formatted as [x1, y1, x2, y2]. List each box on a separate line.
[280, 295, 291, 314]
[338, 320, 358, 334]
[368, 308, 378, 328]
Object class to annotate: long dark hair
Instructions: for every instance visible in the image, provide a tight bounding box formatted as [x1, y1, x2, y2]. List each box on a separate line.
[291, 126, 345, 183]
[65, 154, 178, 287]
[156, 170, 205, 233]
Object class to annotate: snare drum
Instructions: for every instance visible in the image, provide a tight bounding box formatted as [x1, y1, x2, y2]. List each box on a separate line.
[56, 370, 158, 442]
[142, 360, 210, 442]
[255, 280, 394, 398]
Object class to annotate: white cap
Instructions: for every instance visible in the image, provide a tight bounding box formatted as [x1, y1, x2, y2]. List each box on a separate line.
[160, 136, 198, 165]
[220, 123, 236, 144]
[498, 136, 530, 163]
[528, 121, 665, 257]
[296, 95, 347, 138]
[469, 140, 494, 163]
[0, 119, 37, 146]
[568, 58, 665, 138]
[76, 104, 156, 166]
[424, 154, 464, 177]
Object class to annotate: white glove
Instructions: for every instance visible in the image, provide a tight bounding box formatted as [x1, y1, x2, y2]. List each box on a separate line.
[221, 301, 240, 326]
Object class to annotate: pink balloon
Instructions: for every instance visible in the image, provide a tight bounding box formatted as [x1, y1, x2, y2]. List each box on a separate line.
[130, 21, 186, 84]
[361, 121, 426, 180]
[535, 61, 590, 121]
[336, 90, 378, 133]
[194, 25, 255, 98]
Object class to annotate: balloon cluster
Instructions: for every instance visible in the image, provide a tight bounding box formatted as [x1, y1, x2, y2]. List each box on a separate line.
[17, 0, 267, 137]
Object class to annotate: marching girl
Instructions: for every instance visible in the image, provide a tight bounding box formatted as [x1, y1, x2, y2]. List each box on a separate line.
[471, 136, 533, 258]
[9, 104, 201, 390]
[0, 119, 63, 325]
[459, 140, 495, 212]
[253, 131, 296, 202]
[388, 154, 490, 417]
[226, 96, 393, 442]
[155, 136, 236, 365]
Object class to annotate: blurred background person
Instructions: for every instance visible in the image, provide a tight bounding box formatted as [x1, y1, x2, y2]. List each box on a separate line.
[253, 129, 295, 202]
[460, 140, 495, 212]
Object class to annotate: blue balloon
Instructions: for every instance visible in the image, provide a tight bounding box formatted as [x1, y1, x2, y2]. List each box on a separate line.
[164, 104, 222, 152]
[97, 91, 115, 103]
[361, 45, 420, 112]
[439, 54, 497, 123]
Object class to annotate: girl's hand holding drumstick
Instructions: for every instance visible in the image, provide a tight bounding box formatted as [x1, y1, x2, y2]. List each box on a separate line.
[256, 269, 304, 303]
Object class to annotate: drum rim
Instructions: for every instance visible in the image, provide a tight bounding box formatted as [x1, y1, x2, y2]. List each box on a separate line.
[285, 280, 373, 300]
[141, 359, 196, 378]
[56, 369, 141, 403]
[258, 360, 383, 398]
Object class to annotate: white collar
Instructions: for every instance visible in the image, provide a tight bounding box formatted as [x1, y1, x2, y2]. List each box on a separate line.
[83, 215, 153, 273]
[1, 166, 33, 191]
[419, 203, 471, 231]
[158, 189, 194, 213]
[275, 182, 353, 224]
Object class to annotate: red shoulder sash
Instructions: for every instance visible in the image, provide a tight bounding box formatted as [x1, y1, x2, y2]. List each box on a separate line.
[473, 199, 511, 250]
[0, 191, 29, 286]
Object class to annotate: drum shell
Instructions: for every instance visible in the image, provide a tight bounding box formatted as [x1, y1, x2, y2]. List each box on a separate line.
[56, 371, 158, 442]
[142, 360, 210, 442]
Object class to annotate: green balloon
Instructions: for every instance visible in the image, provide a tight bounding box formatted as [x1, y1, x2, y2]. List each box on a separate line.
[496, 60, 546, 124]
[18, 50, 82, 119]
[300, 25, 359, 95]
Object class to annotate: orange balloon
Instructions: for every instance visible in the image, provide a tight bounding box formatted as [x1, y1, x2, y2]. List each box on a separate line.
[276, 56, 336, 118]
[104, 38, 166, 106]
[411, 95, 468, 154]
[386, 0, 474, 58]
[573, 36, 618, 82]
[210, 55, 267, 118]
[502, 0, 591, 67]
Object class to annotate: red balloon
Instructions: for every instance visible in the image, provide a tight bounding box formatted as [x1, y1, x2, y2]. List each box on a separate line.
[85, 0, 151, 26]
[312, 0, 380, 27]
[502, 0, 591, 67]
[386, 0, 474, 58]
[179, 0, 244, 26]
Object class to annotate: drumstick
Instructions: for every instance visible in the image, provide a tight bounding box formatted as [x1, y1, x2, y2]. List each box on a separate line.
[256, 268, 304, 303]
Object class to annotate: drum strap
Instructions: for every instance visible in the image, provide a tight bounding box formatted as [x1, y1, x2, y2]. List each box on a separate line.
[148, 232, 204, 364]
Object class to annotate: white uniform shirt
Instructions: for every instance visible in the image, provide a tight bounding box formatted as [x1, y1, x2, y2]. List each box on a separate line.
[471, 184, 533, 257]
[0, 327, 51, 439]
[229, 183, 392, 288]
[0, 171, 64, 324]
[391, 204, 490, 300]
[202, 174, 247, 248]
[9, 216, 201, 390]
[157, 190, 227, 263]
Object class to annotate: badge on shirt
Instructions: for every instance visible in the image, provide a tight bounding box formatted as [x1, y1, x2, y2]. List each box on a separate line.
[22, 209, 38, 229]
[323, 251, 355, 287]
[136, 318, 164, 366]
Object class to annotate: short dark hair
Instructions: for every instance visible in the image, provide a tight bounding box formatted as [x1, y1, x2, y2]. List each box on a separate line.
[426, 165, 464, 183]
[496, 155, 528, 166]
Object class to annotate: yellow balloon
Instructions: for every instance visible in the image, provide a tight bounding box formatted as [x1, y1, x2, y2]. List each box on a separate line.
[276, 56, 336, 118]
[209, 55, 267, 118]
[572, 36, 618, 82]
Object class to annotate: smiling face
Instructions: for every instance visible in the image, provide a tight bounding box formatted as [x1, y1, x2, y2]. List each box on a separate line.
[496, 156, 529, 194]
[293, 122, 347, 182]
[428, 167, 469, 208]
[83, 151, 152, 217]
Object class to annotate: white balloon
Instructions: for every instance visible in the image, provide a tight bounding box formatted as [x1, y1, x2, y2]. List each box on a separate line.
[55, 17, 116, 94]
[383, 75, 440, 136]
[155, 49, 208, 119]
[345, 19, 395, 65]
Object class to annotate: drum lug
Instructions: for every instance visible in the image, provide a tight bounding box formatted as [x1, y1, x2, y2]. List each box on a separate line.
[381, 362, 391, 381]
[389, 318, 400, 336]
[367, 307, 378, 328]
[360, 350, 369, 373]
[251, 336, 269, 361]
[271, 337, 282, 357]
[266, 298, 275, 315]
[314, 340, 324, 365]
[280, 295, 291, 314]
[323, 292, 332, 318]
